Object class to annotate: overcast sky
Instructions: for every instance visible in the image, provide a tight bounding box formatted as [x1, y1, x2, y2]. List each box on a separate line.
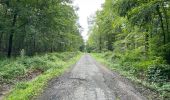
[73, 0, 105, 41]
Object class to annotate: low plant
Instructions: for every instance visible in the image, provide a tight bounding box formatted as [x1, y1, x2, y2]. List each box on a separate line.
[91, 52, 170, 99]
[3, 52, 82, 100]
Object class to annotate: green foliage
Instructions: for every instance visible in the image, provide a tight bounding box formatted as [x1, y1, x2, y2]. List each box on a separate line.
[87, 0, 170, 91]
[15, 82, 29, 90]
[90, 1, 169, 86]
[87, 0, 170, 62]
[92, 53, 170, 99]
[147, 64, 170, 84]
[4, 52, 82, 100]
[0, 52, 79, 84]
[0, 0, 84, 57]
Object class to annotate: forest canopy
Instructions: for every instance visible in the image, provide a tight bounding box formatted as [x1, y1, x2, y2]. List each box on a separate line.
[87, 0, 170, 63]
[87, 0, 170, 86]
[0, 0, 84, 57]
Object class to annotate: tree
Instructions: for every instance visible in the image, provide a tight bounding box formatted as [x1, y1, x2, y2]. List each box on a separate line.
[0, 0, 83, 57]
[88, 0, 170, 63]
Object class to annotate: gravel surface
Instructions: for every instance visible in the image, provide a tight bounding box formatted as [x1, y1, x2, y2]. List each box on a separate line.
[37, 54, 146, 100]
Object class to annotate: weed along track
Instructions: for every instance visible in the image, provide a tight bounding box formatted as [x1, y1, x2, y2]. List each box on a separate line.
[0, 0, 169, 99]
[2, 52, 82, 100]
[37, 54, 146, 100]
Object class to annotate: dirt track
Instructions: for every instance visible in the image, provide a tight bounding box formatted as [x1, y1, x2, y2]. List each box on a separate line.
[37, 54, 146, 100]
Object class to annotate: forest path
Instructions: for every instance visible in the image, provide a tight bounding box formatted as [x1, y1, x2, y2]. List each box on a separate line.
[37, 54, 146, 100]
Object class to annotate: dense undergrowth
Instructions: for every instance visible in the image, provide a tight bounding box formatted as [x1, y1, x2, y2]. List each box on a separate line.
[92, 52, 170, 99]
[0, 52, 82, 100]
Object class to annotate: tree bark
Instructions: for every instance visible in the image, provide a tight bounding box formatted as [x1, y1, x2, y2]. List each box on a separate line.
[7, 13, 17, 57]
[99, 34, 102, 52]
[145, 33, 149, 53]
[156, 4, 166, 45]
[162, 3, 169, 42]
[0, 33, 3, 51]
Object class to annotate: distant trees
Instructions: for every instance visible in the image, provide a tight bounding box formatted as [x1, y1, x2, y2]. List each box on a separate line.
[87, 0, 170, 63]
[0, 0, 83, 57]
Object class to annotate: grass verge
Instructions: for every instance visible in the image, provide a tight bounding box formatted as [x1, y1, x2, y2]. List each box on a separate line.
[91, 53, 170, 100]
[2, 52, 82, 100]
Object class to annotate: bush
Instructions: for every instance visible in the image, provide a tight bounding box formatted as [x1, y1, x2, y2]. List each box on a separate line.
[0, 52, 79, 84]
[147, 64, 170, 84]
[4, 52, 82, 100]
[0, 62, 26, 80]
[92, 52, 170, 99]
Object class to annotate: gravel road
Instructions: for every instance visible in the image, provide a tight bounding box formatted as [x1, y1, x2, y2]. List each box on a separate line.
[37, 54, 146, 100]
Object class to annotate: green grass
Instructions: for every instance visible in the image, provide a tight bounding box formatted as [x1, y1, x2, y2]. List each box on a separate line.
[91, 52, 170, 99]
[0, 52, 79, 84]
[0, 52, 82, 100]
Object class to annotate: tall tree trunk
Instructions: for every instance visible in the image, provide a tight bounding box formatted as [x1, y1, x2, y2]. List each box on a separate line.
[99, 34, 102, 52]
[8, 34, 14, 57]
[0, 33, 3, 51]
[33, 35, 36, 54]
[107, 34, 113, 51]
[145, 32, 149, 59]
[162, 3, 169, 42]
[156, 5, 166, 45]
[7, 13, 17, 58]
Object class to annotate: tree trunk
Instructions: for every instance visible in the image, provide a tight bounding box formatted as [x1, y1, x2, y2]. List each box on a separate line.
[33, 35, 36, 54]
[0, 33, 3, 51]
[162, 3, 169, 42]
[107, 34, 113, 51]
[156, 5, 166, 44]
[145, 32, 149, 58]
[7, 13, 17, 58]
[99, 34, 102, 52]
[8, 34, 14, 57]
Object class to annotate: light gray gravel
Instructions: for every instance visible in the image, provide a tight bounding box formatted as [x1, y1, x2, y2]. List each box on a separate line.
[37, 54, 146, 100]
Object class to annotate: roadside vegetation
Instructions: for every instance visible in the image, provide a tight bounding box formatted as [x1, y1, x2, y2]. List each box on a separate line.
[92, 52, 169, 99]
[0, 0, 170, 99]
[87, 0, 170, 99]
[1, 52, 82, 100]
[0, 0, 84, 99]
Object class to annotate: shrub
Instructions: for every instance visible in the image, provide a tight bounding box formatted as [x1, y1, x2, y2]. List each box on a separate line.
[147, 64, 170, 84]
[0, 52, 79, 84]
[1, 62, 26, 79]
